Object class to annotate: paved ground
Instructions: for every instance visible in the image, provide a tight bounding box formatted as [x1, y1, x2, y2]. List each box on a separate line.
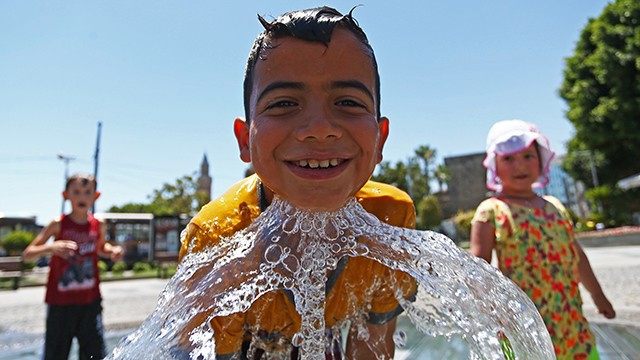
[1, 245, 639, 358]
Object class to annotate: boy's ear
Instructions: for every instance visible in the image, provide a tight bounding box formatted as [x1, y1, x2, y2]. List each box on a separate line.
[376, 117, 390, 164]
[94, 192, 101, 200]
[234, 117, 251, 163]
[62, 191, 68, 200]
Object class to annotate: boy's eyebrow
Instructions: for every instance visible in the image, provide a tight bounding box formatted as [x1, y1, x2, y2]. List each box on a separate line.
[256, 80, 375, 103]
[331, 80, 374, 102]
[256, 81, 305, 103]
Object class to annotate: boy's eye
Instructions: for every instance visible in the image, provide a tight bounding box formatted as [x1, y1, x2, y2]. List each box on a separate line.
[335, 99, 365, 108]
[266, 100, 298, 109]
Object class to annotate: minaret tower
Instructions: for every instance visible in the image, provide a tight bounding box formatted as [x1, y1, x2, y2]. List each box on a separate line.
[197, 153, 212, 202]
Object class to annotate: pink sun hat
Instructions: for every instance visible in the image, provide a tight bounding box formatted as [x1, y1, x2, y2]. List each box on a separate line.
[483, 119, 555, 191]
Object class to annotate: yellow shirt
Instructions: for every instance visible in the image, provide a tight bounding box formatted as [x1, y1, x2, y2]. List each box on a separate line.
[179, 175, 417, 356]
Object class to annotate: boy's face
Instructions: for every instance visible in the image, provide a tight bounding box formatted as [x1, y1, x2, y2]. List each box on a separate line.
[63, 180, 100, 213]
[235, 28, 389, 210]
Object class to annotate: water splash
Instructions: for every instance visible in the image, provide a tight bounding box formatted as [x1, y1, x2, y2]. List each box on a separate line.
[108, 197, 553, 359]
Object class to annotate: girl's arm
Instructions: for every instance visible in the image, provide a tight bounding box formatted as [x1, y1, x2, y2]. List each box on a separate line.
[574, 241, 616, 319]
[470, 221, 496, 263]
[22, 219, 77, 262]
[96, 220, 124, 261]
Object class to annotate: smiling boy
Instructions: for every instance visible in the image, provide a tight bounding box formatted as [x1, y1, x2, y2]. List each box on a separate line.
[179, 7, 416, 358]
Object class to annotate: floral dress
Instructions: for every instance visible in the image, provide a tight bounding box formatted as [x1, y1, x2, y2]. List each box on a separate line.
[472, 196, 596, 359]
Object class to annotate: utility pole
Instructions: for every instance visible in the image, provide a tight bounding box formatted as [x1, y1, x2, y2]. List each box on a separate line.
[92, 122, 102, 213]
[573, 150, 602, 213]
[57, 153, 75, 214]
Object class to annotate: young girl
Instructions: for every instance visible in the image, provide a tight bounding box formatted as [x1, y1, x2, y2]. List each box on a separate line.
[470, 119, 615, 359]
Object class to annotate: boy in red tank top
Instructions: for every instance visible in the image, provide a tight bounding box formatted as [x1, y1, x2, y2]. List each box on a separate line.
[23, 173, 124, 360]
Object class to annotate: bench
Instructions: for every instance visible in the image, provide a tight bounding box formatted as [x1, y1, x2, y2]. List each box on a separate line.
[154, 252, 179, 279]
[0, 256, 23, 290]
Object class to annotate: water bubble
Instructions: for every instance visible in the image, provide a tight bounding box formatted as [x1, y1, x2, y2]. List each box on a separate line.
[291, 333, 303, 346]
[354, 243, 369, 257]
[282, 255, 299, 273]
[264, 244, 283, 264]
[300, 219, 313, 232]
[393, 330, 407, 348]
[282, 216, 297, 233]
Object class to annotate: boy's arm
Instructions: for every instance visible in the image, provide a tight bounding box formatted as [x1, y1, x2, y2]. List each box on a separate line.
[346, 317, 397, 358]
[574, 241, 615, 319]
[470, 220, 496, 263]
[22, 219, 74, 262]
[97, 220, 124, 261]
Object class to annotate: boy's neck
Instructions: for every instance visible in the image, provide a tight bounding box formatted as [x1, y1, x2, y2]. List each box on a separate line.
[67, 210, 90, 224]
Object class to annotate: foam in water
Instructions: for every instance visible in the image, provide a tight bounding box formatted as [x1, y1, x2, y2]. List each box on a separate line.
[108, 197, 554, 359]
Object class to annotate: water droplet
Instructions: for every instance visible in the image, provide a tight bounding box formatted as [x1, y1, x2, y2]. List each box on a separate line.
[393, 330, 407, 348]
[291, 332, 303, 346]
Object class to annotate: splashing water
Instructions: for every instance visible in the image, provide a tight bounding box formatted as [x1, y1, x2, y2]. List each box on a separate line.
[108, 197, 554, 359]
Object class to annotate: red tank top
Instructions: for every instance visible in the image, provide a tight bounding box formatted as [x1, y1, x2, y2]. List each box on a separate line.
[45, 214, 102, 305]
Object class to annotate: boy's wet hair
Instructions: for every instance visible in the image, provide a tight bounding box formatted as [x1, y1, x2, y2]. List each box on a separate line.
[65, 173, 97, 191]
[243, 6, 381, 122]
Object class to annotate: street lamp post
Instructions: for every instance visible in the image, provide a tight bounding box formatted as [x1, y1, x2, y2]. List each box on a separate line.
[57, 153, 75, 214]
[572, 150, 602, 213]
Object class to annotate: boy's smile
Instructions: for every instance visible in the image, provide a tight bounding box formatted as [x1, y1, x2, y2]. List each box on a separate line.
[234, 27, 389, 210]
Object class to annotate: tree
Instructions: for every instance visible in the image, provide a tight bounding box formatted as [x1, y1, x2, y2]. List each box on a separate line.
[108, 202, 153, 213]
[373, 144, 449, 228]
[109, 173, 209, 216]
[433, 164, 451, 193]
[372, 161, 410, 194]
[559, 0, 640, 186]
[2, 230, 35, 256]
[416, 195, 442, 230]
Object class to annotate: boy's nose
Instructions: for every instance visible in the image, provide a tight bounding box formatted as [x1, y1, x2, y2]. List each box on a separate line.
[296, 108, 343, 141]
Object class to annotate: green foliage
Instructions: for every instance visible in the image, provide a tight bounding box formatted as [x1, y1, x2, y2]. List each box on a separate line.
[585, 184, 634, 226]
[98, 260, 109, 273]
[416, 195, 442, 230]
[111, 261, 127, 274]
[559, 0, 640, 187]
[453, 210, 475, 242]
[373, 144, 451, 228]
[132, 262, 152, 273]
[109, 173, 209, 216]
[2, 230, 35, 255]
[433, 164, 451, 192]
[373, 161, 410, 193]
[108, 203, 153, 213]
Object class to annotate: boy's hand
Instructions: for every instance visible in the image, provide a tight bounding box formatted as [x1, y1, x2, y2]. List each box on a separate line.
[592, 293, 616, 319]
[50, 240, 78, 259]
[109, 245, 124, 262]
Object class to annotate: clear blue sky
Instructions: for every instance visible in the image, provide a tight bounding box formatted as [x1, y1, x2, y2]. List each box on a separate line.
[1, 1, 609, 225]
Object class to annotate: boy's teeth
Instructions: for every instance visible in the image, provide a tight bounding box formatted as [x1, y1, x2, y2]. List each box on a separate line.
[297, 158, 340, 168]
